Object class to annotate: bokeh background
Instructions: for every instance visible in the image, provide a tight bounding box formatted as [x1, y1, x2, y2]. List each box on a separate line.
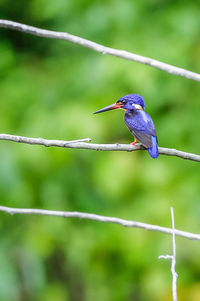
[0, 1, 200, 300]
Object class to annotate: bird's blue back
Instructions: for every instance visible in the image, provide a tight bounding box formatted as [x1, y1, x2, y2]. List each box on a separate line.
[125, 110, 159, 159]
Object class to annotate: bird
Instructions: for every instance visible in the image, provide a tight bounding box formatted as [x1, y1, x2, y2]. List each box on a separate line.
[93, 94, 159, 159]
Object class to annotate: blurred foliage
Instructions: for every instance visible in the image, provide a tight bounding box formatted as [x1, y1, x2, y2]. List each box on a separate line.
[0, 0, 200, 300]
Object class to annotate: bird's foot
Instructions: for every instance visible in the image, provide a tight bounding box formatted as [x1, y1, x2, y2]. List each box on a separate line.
[130, 138, 138, 148]
[130, 143, 137, 149]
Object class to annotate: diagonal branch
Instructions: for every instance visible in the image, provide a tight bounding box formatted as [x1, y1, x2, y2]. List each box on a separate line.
[0, 205, 200, 241]
[0, 19, 200, 82]
[0, 133, 200, 162]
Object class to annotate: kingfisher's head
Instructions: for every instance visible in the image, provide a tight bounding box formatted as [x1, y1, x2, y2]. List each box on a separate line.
[93, 94, 145, 114]
[116, 94, 145, 111]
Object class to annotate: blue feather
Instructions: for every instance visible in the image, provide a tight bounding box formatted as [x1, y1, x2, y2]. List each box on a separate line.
[147, 136, 159, 159]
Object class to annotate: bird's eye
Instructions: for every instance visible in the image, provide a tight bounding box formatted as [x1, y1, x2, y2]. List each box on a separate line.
[121, 100, 127, 104]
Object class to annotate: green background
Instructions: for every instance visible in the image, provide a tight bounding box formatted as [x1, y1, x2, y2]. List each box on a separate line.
[0, 0, 200, 300]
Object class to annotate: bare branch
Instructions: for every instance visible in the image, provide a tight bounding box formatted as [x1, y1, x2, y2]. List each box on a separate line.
[159, 207, 178, 301]
[0, 133, 200, 163]
[0, 134, 91, 147]
[0, 19, 200, 82]
[0, 205, 200, 241]
[171, 207, 178, 301]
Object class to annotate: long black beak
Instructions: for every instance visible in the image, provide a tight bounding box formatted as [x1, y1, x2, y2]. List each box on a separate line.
[93, 103, 121, 114]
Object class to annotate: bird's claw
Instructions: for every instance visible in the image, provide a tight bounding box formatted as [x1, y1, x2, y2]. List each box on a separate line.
[130, 142, 137, 149]
[130, 138, 138, 149]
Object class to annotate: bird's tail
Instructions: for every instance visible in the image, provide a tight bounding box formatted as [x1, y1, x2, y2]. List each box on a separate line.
[147, 136, 159, 159]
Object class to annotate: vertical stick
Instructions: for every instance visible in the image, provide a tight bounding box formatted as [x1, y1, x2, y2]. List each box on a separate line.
[171, 207, 178, 301]
[159, 207, 178, 301]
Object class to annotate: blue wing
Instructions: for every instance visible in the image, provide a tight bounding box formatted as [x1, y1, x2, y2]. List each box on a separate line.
[124, 110, 157, 148]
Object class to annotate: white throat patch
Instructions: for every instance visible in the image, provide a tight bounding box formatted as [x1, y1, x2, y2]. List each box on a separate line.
[132, 104, 143, 110]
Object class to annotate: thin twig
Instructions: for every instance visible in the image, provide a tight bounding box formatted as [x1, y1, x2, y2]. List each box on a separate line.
[0, 133, 199, 163]
[171, 207, 178, 301]
[159, 207, 178, 301]
[0, 205, 200, 242]
[0, 19, 200, 82]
